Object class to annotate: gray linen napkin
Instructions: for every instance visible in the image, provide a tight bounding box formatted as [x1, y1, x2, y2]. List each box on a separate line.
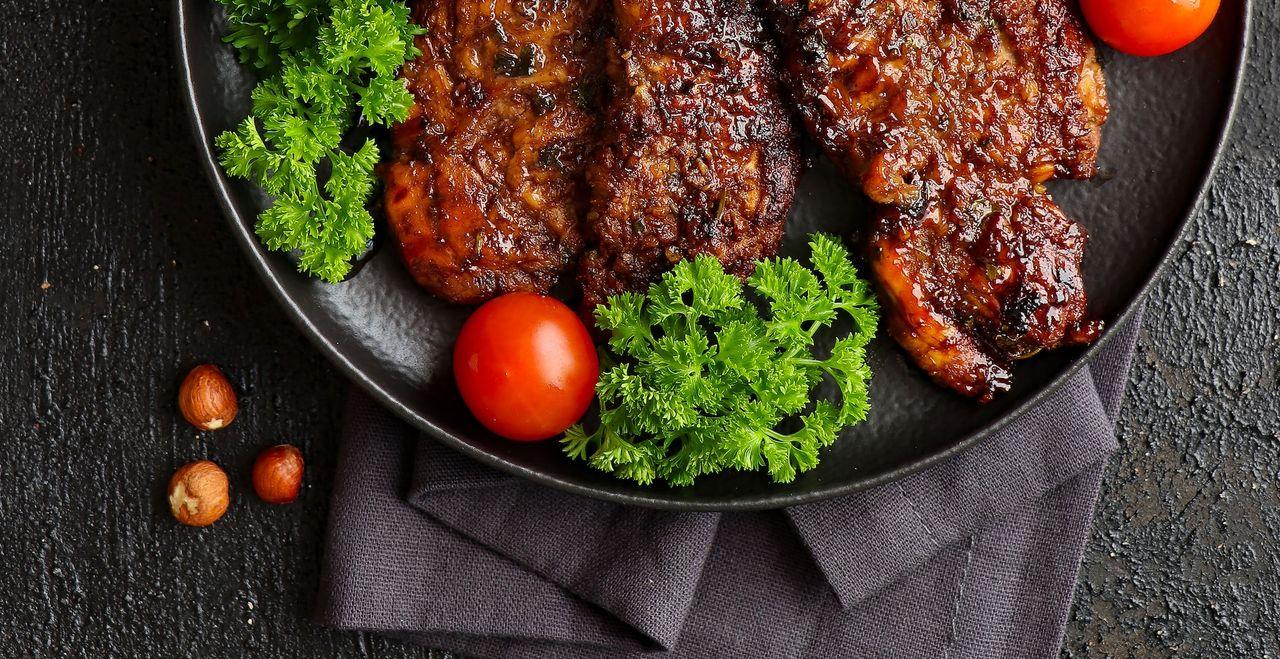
[317, 311, 1141, 658]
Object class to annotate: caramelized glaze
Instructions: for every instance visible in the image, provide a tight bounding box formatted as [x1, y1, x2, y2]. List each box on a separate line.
[576, 0, 801, 314]
[383, 0, 605, 304]
[767, 0, 1109, 400]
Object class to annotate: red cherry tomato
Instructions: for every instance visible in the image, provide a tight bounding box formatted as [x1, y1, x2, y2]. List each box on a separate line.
[453, 293, 599, 441]
[1081, 0, 1220, 57]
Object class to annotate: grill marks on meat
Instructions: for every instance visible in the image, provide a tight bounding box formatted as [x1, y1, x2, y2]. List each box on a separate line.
[383, 0, 605, 304]
[386, 0, 800, 312]
[767, 0, 1109, 401]
[385, 0, 1106, 402]
[576, 0, 801, 314]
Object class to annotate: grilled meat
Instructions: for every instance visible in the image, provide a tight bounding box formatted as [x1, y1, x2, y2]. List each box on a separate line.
[577, 0, 802, 314]
[766, 0, 1109, 401]
[383, 0, 605, 304]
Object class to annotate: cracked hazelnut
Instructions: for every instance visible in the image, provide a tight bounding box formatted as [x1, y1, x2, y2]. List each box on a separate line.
[168, 460, 230, 526]
[178, 364, 237, 431]
[252, 444, 304, 504]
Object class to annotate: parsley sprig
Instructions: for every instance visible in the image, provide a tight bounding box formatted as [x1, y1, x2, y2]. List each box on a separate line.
[563, 234, 879, 486]
[214, 0, 422, 282]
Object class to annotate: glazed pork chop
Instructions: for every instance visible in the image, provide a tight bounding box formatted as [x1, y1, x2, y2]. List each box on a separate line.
[577, 0, 801, 314]
[382, 0, 605, 304]
[766, 0, 1109, 401]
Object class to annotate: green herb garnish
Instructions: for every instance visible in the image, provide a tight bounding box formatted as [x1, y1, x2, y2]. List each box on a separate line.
[214, 0, 422, 282]
[563, 234, 879, 486]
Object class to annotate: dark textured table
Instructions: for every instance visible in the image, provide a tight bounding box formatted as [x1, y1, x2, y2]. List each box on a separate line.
[0, 1, 1275, 657]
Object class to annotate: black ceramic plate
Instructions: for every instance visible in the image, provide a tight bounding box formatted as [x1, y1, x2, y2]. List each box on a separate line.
[176, 0, 1250, 510]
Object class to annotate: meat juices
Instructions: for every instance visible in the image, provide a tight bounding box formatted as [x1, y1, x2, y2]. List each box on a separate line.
[383, 0, 605, 304]
[576, 0, 802, 315]
[766, 0, 1109, 401]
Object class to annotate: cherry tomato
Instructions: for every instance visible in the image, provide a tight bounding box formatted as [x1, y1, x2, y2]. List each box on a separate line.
[453, 292, 599, 441]
[1081, 0, 1220, 57]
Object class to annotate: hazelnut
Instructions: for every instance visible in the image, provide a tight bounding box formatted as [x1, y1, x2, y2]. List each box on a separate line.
[252, 444, 304, 504]
[178, 364, 238, 430]
[168, 460, 230, 526]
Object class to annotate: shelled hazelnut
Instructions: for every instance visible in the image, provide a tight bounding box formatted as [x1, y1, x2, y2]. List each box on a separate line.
[252, 445, 304, 504]
[178, 364, 238, 431]
[168, 460, 230, 527]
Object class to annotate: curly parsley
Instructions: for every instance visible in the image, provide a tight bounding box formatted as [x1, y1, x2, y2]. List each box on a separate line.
[214, 0, 422, 282]
[563, 234, 880, 487]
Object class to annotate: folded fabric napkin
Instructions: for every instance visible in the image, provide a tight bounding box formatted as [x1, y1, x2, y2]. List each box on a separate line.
[318, 311, 1142, 658]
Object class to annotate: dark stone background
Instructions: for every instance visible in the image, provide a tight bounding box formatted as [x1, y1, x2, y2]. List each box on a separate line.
[0, 1, 1274, 657]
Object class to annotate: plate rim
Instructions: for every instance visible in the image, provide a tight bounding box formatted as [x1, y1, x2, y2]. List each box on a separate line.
[174, 0, 1252, 511]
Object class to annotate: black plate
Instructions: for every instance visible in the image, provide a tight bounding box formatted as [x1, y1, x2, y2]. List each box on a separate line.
[176, 0, 1250, 510]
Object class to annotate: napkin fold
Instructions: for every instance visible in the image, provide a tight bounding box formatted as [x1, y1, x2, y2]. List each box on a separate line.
[318, 311, 1141, 658]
